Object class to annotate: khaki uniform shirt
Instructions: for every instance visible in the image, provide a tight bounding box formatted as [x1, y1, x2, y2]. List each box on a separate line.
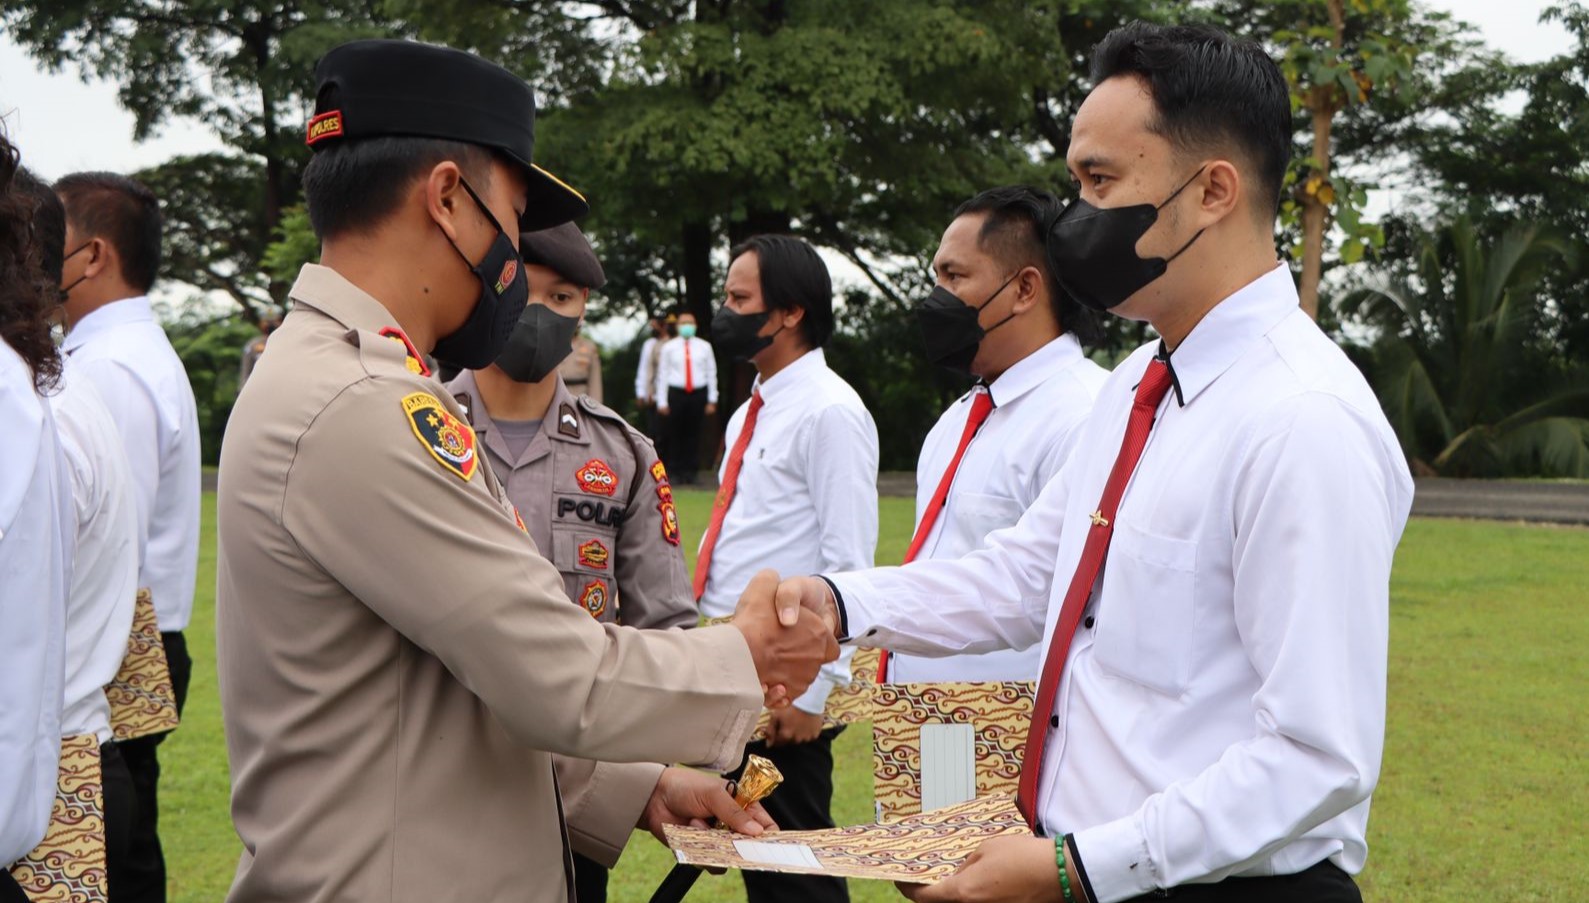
[557, 335, 602, 404]
[446, 370, 692, 628]
[216, 265, 761, 903]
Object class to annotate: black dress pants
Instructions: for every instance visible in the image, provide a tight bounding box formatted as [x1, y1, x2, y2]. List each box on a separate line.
[729, 728, 849, 903]
[571, 851, 608, 903]
[0, 870, 27, 903]
[1122, 859, 1360, 902]
[102, 740, 137, 902]
[117, 630, 190, 903]
[664, 387, 709, 484]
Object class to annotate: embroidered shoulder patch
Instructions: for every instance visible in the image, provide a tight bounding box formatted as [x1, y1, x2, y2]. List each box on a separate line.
[578, 539, 610, 570]
[659, 499, 681, 546]
[380, 326, 431, 377]
[402, 392, 477, 481]
[579, 580, 609, 618]
[575, 458, 619, 497]
[650, 460, 669, 484]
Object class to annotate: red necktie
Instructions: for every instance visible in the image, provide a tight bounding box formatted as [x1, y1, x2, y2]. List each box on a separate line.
[683, 341, 695, 393]
[1014, 358, 1174, 830]
[876, 388, 995, 681]
[693, 389, 764, 600]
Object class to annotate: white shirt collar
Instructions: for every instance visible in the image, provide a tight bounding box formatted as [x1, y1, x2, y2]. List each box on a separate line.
[752, 347, 826, 404]
[63, 295, 153, 353]
[986, 333, 1085, 408]
[1163, 263, 1297, 407]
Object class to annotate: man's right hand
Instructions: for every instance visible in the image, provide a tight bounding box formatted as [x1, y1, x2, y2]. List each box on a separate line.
[732, 570, 840, 709]
[771, 575, 842, 639]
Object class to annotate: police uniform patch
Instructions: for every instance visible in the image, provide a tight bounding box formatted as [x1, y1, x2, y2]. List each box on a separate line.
[558, 403, 579, 438]
[380, 326, 431, 377]
[575, 458, 619, 497]
[578, 539, 610, 570]
[579, 580, 609, 618]
[659, 499, 681, 546]
[656, 483, 674, 503]
[306, 109, 344, 145]
[402, 392, 477, 481]
[650, 460, 669, 484]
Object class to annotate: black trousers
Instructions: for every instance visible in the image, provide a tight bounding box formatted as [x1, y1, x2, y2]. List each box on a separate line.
[729, 728, 849, 903]
[1123, 860, 1360, 902]
[117, 630, 190, 903]
[0, 870, 26, 903]
[571, 851, 608, 903]
[664, 387, 709, 483]
[102, 740, 137, 902]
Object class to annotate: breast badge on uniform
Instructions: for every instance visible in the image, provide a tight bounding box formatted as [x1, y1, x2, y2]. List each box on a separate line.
[575, 458, 619, 496]
[659, 499, 681, 546]
[402, 392, 478, 481]
[578, 539, 610, 570]
[579, 580, 609, 618]
[379, 326, 431, 377]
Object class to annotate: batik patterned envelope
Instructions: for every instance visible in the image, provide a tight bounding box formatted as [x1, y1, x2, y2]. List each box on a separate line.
[872, 681, 1036, 822]
[8, 734, 108, 903]
[107, 589, 180, 741]
[665, 793, 1029, 882]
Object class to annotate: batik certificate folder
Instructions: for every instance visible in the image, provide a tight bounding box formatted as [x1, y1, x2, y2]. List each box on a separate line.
[664, 794, 1029, 882]
[872, 681, 1036, 822]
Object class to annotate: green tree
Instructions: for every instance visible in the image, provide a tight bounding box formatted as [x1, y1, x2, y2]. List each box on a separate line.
[1340, 217, 1589, 477]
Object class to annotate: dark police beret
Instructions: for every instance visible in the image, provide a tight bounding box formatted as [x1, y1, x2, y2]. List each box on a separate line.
[519, 222, 606, 290]
[306, 39, 588, 231]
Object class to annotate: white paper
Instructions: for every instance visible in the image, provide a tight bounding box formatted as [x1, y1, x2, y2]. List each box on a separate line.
[732, 840, 824, 869]
[920, 722, 976, 812]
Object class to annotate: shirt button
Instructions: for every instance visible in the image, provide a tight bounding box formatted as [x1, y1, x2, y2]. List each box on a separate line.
[1049, 714, 1059, 728]
[1084, 616, 1095, 629]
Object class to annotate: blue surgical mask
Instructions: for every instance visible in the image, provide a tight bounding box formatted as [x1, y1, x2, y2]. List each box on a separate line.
[678, 323, 698, 338]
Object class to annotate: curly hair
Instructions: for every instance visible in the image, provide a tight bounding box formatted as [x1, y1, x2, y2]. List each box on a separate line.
[0, 131, 62, 393]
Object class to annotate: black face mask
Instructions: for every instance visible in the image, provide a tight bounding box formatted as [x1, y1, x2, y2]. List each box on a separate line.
[431, 179, 530, 370]
[493, 303, 581, 384]
[1047, 168, 1206, 312]
[913, 271, 1019, 375]
[712, 307, 783, 362]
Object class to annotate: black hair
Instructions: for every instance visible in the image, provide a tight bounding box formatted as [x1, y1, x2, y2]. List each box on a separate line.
[0, 138, 63, 392]
[954, 186, 1103, 348]
[55, 171, 164, 292]
[15, 169, 65, 283]
[1090, 22, 1291, 219]
[728, 234, 834, 349]
[302, 136, 494, 240]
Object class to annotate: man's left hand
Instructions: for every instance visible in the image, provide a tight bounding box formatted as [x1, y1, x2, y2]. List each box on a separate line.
[639, 765, 778, 843]
[898, 836, 1067, 903]
[764, 706, 824, 748]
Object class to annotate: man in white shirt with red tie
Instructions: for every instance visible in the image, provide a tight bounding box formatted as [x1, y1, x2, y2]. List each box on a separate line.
[770, 22, 1413, 903]
[695, 234, 878, 903]
[884, 185, 1108, 685]
[653, 310, 717, 484]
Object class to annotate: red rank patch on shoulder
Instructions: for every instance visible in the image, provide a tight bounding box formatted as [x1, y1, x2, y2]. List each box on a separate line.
[659, 499, 681, 546]
[579, 580, 609, 618]
[379, 326, 431, 377]
[575, 458, 619, 497]
[578, 539, 610, 570]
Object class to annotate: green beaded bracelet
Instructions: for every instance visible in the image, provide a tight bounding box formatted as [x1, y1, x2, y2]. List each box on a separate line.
[1056, 838, 1075, 903]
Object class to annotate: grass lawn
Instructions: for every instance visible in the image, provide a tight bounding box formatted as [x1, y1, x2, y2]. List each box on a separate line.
[165, 491, 1587, 902]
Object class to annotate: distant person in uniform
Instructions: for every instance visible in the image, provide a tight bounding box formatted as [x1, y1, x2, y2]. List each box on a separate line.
[0, 131, 72, 903]
[448, 222, 696, 903]
[238, 314, 280, 390]
[557, 325, 603, 403]
[653, 310, 716, 483]
[56, 168, 201, 903]
[215, 39, 836, 903]
[877, 185, 1108, 686]
[634, 316, 664, 420]
[19, 169, 142, 900]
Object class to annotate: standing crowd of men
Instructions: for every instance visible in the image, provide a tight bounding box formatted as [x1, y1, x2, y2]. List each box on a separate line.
[2, 18, 1412, 903]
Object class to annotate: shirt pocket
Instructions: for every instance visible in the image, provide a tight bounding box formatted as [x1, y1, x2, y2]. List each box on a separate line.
[948, 491, 1026, 549]
[1091, 521, 1198, 697]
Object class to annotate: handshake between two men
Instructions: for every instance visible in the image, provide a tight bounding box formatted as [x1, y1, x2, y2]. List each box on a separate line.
[727, 570, 845, 709]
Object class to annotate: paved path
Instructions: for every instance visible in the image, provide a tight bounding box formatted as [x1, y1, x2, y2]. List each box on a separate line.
[200, 471, 1589, 525]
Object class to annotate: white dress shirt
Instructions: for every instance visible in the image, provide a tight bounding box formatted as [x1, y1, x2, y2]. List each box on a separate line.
[63, 296, 202, 632]
[653, 335, 719, 404]
[53, 374, 141, 744]
[635, 335, 659, 401]
[699, 348, 878, 713]
[889, 333, 1107, 684]
[0, 344, 71, 867]
[830, 265, 1413, 901]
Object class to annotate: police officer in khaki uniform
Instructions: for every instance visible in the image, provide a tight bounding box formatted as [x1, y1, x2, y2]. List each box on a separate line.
[449, 223, 693, 903]
[556, 329, 603, 403]
[215, 39, 838, 903]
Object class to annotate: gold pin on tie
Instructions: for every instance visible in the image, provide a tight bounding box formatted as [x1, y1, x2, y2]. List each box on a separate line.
[1089, 510, 1110, 527]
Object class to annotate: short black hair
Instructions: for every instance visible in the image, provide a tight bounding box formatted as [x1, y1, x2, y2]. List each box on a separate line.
[56, 171, 163, 292]
[1090, 22, 1291, 219]
[954, 186, 1103, 348]
[728, 235, 834, 349]
[302, 136, 494, 240]
[15, 169, 65, 284]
